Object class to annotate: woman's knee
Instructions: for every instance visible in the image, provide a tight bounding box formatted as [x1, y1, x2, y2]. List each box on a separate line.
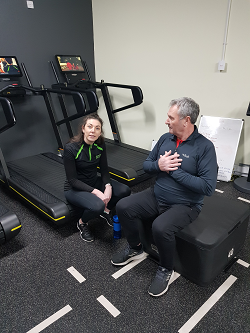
[112, 181, 131, 199]
[91, 200, 105, 214]
[121, 184, 131, 198]
[65, 190, 105, 214]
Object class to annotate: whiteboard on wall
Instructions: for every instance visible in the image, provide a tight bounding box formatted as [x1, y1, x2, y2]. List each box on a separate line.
[198, 116, 243, 182]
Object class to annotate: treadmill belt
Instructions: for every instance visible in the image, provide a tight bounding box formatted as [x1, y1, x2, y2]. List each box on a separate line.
[7, 154, 66, 203]
[0, 203, 8, 216]
[1, 153, 83, 224]
[105, 142, 149, 176]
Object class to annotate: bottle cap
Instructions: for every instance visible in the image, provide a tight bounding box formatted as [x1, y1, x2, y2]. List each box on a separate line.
[113, 215, 119, 223]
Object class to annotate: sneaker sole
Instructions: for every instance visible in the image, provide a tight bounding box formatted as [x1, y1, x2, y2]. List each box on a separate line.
[100, 214, 112, 227]
[148, 271, 174, 297]
[79, 234, 94, 242]
[77, 224, 94, 242]
[111, 251, 147, 266]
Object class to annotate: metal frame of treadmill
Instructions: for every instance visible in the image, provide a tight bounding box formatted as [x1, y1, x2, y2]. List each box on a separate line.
[50, 59, 153, 186]
[0, 81, 89, 226]
[0, 96, 22, 241]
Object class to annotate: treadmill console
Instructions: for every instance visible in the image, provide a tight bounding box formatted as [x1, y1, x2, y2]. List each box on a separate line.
[55, 55, 91, 84]
[0, 56, 25, 96]
[0, 84, 26, 97]
[0, 56, 22, 81]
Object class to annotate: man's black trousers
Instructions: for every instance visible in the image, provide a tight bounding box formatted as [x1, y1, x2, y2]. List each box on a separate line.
[116, 187, 200, 271]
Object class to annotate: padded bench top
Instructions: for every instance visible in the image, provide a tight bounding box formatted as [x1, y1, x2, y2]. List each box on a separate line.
[176, 193, 250, 249]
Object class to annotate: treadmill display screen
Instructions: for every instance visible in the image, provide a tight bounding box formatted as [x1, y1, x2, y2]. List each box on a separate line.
[0, 57, 22, 77]
[55, 55, 85, 73]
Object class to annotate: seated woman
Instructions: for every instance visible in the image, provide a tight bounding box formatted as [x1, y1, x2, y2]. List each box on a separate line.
[63, 113, 131, 242]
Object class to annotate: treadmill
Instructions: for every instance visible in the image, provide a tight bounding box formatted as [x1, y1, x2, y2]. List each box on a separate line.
[0, 57, 97, 226]
[51, 55, 153, 186]
[0, 96, 22, 243]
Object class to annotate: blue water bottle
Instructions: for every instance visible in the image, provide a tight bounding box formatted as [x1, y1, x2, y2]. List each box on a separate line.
[113, 215, 121, 239]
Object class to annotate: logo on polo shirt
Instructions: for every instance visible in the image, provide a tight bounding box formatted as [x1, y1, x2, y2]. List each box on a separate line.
[182, 154, 189, 158]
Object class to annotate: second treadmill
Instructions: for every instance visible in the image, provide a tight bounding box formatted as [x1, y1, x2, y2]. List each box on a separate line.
[0, 96, 22, 242]
[51, 55, 153, 186]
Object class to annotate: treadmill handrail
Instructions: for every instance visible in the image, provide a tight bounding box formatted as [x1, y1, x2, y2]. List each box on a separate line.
[102, 82, 143, 114]
[76, 80, 143, 114]
[0, 97, 17, 185]
[0, 84, 41, 95]
[0, 84, 88, 150]
[0, 97, 16, 134]
[45, 87, 86, 120]
[50, 61, 143, 144]
[0, 84, 87, 126]
[51, 83, 99, 114]
[0, 147, 10, 184]
[40, 87, 87, 149]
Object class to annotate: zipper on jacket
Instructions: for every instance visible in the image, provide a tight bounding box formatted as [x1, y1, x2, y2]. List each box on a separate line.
[75, 143, 103, 161]
[89, 144, 92, 161]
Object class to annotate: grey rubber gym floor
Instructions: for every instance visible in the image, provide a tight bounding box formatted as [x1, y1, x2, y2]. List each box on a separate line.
[0, 177, 249, 333]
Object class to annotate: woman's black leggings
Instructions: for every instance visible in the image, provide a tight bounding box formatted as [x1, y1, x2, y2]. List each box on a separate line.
[65, 177, 131, 224]
[116, 187, 199, 271]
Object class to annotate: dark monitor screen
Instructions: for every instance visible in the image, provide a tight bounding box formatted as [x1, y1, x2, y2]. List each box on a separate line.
[55, 55, 85, 73]
[0, 57, 22, 78]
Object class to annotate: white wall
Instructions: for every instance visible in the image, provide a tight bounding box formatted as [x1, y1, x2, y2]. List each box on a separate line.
[92, 0, 250, 165]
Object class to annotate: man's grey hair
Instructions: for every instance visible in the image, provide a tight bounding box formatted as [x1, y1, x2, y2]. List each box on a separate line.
[169, 97, 200, 124]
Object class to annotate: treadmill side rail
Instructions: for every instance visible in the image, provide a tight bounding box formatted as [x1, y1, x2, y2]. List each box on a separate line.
[7, 179, 70, 226]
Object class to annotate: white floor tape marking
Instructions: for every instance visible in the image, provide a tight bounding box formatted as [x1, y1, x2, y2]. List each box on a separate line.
[178, 275, 237, 333]
[238, 197, 250, 204]
[215, 189, 224, 193]
[97, 295, 120, 317]
[26, 305, 72, 333]
[237, 259, 250, 268]
[67, 266, 86, 283]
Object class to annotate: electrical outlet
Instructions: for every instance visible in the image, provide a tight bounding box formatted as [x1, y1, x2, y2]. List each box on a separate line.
[218, 60, 225, 71]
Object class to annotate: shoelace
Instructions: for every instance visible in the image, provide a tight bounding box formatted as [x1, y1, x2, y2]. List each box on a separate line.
[125, 244, 132, 256]
[156, 267, 172, 281]
[79, 223, 90, 233]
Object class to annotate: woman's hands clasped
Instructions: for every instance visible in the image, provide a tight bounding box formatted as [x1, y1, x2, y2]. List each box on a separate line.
[91, 185, 112, 209]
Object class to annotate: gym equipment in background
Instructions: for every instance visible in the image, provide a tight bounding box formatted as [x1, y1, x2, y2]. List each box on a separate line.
[234, 103, 250, 193]
[0, 95, 21, 242]
[0, 56, 92, 226]
[50, 55, 153, 186]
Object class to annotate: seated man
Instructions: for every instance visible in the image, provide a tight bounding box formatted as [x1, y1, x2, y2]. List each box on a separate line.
[111, 97, 217, 297]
